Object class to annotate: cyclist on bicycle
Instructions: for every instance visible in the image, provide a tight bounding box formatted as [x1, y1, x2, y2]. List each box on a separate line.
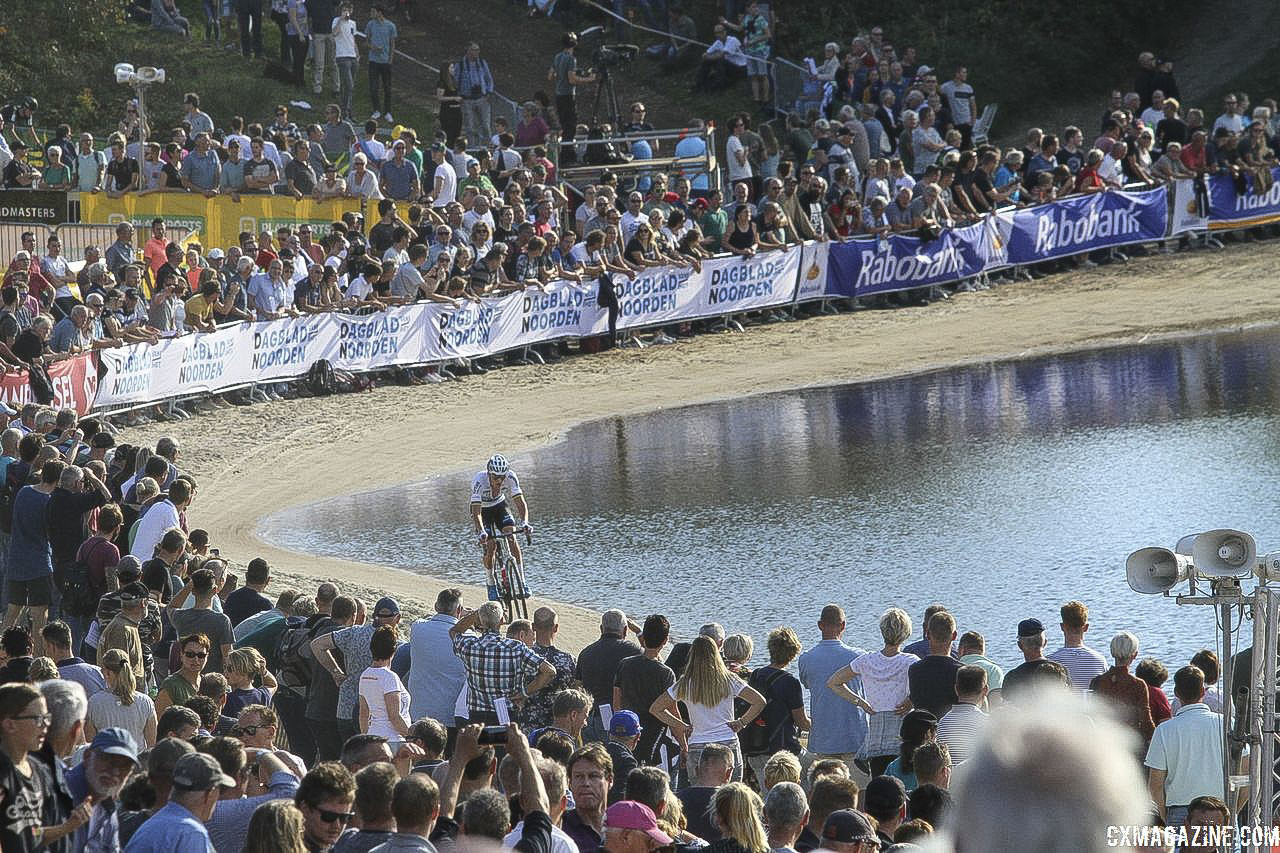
[471, 454, 531, 600]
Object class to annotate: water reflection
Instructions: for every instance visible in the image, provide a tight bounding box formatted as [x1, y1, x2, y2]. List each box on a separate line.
[263, 326, 1280, 673]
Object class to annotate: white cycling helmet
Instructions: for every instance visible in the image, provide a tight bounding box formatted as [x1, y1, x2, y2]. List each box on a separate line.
[486, 454, 510, 475]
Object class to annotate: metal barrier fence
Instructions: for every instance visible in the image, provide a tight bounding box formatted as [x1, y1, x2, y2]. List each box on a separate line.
[0, 223, 54, 265]
[55, 223, 190, 262]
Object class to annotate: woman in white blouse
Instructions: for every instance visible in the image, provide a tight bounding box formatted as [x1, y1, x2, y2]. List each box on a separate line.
[825, 607, 918, 775]
[87, 648, 157, 748]
[650, 635, 766, 781]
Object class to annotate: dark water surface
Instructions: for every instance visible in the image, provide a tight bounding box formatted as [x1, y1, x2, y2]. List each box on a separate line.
[262, 326, 1280, 672]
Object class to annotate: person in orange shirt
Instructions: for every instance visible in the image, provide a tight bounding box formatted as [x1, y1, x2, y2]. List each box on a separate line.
[143, 217, 169, 275]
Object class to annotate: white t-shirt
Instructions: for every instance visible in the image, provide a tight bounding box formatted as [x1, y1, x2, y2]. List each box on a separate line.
[360, 665, 410, 741]
[1140, 107, 1164, 129]
[849, 650, 919, 712]
[707, 36, 748, 67]
[347, 169, 383, 200]
[669, 674, 747, 744]
[223, 133, 251, 162]
[462, 209, 495, 236]
[939, 80, 975, 125]
[504, 821, 581, 853]
[354, 137, 387, 164]
[332, 16, 358, 58]
[346, 275, 373, 301]
[432, 160, 458, 207]
[726, 134, 752, 182]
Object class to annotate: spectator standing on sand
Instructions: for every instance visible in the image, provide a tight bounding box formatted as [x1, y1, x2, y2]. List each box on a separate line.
[577, 609, 642, 742]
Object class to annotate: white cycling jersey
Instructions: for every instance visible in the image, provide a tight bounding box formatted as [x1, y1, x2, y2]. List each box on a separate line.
[471, 470, 523, 508]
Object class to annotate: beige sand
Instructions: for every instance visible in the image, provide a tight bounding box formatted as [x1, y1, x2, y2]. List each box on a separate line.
[124, 242, 1280, 652]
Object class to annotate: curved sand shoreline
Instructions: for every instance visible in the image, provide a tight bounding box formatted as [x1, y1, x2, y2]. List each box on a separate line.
[124, 241, 1280, 652]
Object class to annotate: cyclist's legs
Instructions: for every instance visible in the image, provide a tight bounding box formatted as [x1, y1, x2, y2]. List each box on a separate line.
[502, 523, 523, 568]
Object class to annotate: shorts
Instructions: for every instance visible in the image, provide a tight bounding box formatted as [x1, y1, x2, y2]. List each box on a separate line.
[9, 576, 53, 607]
[481, 502, 516, 534]
[746, 56, 769, 76]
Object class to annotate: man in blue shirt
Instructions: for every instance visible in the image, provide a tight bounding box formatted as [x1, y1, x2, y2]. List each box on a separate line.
[674, 120, 709, 190]
[124, 752, 235, 852]
[457, 42, 494, 150]
[366, 6, 398, 122]
[5, 460, 58, 644]
[379, 140, 420, 201]
[67, 727, 140, 852]
[246, 258, 295, 320]
[180, 133, 221, 196]
[797, 604, 870, 787]
[407, 587, 467, 723]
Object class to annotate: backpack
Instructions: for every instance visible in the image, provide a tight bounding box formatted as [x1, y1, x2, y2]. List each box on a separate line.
[307, 359, 336, 396]
[62, 538, 110, 619]
[0, 461, 26, 534]
[739, 667, 788, 756]
[274, 616, 325, 700]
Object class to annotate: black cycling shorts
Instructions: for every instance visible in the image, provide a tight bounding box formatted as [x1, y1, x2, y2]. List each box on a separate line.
[481, 502, 516, 534]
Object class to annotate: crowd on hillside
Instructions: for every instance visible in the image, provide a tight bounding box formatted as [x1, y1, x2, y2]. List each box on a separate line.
[0, 429, 1241, 851]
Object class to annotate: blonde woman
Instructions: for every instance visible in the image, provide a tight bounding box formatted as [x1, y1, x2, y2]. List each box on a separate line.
[650, 636, 765, 782]
[826, 607, 918, 775]
[708, 782, 768, 853]
[27, 657, 58, 682]
[87, 648, 157, 747]
[244, 798, 307, 853]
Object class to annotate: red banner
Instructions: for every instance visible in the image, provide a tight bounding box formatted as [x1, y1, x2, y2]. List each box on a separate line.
[0, 353, 98, 416]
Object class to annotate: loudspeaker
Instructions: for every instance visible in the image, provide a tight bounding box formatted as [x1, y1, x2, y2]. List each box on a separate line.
[1191, 529, 1257, 578]
[1126, 547, 1190, 594]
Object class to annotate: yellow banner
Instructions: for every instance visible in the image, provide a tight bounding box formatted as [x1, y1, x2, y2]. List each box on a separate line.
[78, 193, 365, 250]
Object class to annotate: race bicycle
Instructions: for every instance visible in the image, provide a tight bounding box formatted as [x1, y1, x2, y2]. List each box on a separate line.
[481, 527, 532, 622]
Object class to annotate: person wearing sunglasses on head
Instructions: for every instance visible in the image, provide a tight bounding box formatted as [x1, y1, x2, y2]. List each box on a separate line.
[295, 761, 357, 852]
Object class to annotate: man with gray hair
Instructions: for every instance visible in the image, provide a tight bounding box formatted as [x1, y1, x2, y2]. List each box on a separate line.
[764, 781, 809, 853]
[949, 699, 1148, 852]
[1001, 618, 1068, 703]
[408, 587, 468, 726]
[576, 608, 642, 742]
[47, 461, 111, 649]
[451, 601, 556, 724]
[49, 304, 90, 353]
[32, 677, 89, 834]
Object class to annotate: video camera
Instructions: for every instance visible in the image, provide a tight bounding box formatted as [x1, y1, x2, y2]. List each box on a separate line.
[593, 43, 639, 68]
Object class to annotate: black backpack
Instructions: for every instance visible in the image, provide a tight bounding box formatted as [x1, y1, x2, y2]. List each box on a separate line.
[274, 616, 325, 700]
[0, 461, 27, 534]
[307, 359, 336, 396]
[739, 667, 787, 756]
[62, 538, 110, 619]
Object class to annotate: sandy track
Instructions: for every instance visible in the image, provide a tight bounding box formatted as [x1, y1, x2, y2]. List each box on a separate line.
[123, 241, 1280, 652]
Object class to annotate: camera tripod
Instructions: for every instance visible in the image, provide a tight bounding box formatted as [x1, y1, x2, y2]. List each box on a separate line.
[589, 65, 623, 130]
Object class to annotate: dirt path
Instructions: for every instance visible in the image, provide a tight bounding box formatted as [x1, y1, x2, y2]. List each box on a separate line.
[124, 241, 1280, 652]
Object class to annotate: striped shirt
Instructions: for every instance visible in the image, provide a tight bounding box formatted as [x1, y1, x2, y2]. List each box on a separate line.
[1048, 645, 1108, 693]
[936, 702, 987, 765]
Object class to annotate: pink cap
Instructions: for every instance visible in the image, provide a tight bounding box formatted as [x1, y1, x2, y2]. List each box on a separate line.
[605, 801, 673, 846]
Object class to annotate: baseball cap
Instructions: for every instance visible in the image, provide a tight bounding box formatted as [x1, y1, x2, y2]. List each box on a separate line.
[430, 142, 446, 153]
[148, 737, 196, 778]
[609, 710, 641, 737]
[89, 727, 140, 765]
[822, 809, 878, 845]
[172, 752, 236, 791]
[917, 65, 933, 75]
[115, 555, 143, 583]
[119, 581, 150, 602]
[374, 597, 401, 618]
[1017, 618, 1045, 638]
[865, 775, 907, 815]
[207, 248, 225, 260]
[605, 802, 672, 846]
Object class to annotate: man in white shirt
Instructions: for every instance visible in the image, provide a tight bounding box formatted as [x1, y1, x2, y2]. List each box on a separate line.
[462, 193, 495, 237]
[938, 66, 976, 145]
[695, 23, 748, 93]
[1097, 142, 1127, 188]
[131, 478, 191, 560]
[725, 120, 752, 189]
[619, 192, 647, 244]
[1145, 665, 1231, 830]
[345, 153, 383, 200]
[1213, 94, 1246, 135]
[1140, 91, 1166, 129]
[1047, 600, 1108, 693]
[427, 143, 457, 208]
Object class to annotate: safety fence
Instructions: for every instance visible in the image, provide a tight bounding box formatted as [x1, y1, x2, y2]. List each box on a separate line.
[2, 167, 1276, 418]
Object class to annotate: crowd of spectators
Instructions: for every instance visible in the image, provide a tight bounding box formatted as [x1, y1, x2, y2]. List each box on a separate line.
[0, 448, 1238, 853]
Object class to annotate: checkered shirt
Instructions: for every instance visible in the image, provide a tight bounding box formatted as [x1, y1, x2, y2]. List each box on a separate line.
[453, 629, 546, 714]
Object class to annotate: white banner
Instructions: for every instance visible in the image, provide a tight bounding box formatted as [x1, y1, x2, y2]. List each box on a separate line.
[96, 245, 806, 408]
[795, 240, 829, 303]
[1171, 178, 1209, 235]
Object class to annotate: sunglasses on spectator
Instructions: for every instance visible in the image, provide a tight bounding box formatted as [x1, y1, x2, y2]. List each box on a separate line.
[318, 809, 356, 824]
[234, 724, 270, 736]
[183, 650, 208, 659]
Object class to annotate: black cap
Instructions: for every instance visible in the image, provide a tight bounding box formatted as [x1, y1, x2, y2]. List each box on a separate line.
[822, 809, 878, 845]
[865, 775, 907, 815]
[119, 581, 150, 602]
[1017, 618, 1044, 638]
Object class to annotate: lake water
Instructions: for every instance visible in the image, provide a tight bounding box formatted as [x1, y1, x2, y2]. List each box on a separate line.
[261, 325, 1280, 674]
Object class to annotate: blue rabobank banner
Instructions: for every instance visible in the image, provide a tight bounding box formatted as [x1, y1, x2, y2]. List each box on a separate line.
[826, 219, 1001, 297]
[1007, 186, 1167, 262]
[1206, 167, 1280, 228]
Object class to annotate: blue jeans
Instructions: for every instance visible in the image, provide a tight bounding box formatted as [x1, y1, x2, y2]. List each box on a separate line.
[337, 57, 356, 117]
[1164, 805, 1187, 836]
